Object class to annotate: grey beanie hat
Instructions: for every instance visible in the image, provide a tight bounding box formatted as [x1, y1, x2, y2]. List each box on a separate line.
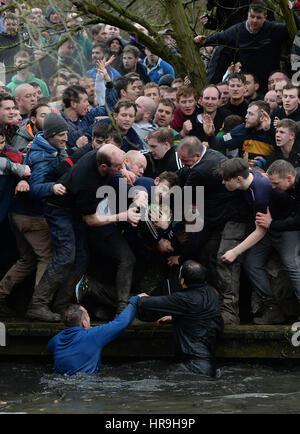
[43, 113, 68, 139]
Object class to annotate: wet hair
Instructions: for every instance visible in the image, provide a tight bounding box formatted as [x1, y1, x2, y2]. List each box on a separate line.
[147, 127, 174, 146]
[180, 260, 207, 286]
[267, 159, 297, 178]
[63, 304, 85, 327]
[62, 85, 87, 107]
[218, 157, 250, 181]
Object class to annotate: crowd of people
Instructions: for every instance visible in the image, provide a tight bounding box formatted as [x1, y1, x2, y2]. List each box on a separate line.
[1, 0, 300, 375]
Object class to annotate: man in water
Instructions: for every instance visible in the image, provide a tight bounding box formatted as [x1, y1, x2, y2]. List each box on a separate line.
[138, 260, 224, 377]
[47, 293, 147, 375]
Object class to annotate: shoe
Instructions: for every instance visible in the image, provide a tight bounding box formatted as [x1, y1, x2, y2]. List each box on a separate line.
[75, 275, 89, 304]
[253, 302, 285, 325]
[26, 306, 61, 322]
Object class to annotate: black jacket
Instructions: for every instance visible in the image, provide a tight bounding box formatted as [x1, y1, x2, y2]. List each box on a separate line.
[138, 283, 224, 376]
[116, 61, 150, 83]
[178, 148, 242, 225]
[143, 146, 183, 178]
[265, 141, 300, 170]
[270, 105, 300, 140]
[48, 149, 109, 216]
[269, 167, 300, 232]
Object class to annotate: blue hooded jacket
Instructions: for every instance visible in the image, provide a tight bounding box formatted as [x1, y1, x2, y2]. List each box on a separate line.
[47, 296, 139, 375]
[11, 133, 65, 216]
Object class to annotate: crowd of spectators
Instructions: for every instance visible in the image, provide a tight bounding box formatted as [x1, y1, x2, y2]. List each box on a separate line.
[0, 0, 300, 330]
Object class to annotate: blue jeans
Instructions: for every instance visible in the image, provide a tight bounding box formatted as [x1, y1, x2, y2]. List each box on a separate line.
[30, 204, 88, 310]
[44, 204, 88, 275]
[243, 231, 300, 302]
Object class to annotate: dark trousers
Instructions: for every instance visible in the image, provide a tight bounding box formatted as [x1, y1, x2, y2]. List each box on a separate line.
[88, 227, 136, 307]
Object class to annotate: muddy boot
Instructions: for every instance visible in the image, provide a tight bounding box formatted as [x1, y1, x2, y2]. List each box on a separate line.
[25, 267, 63, 322]
[253, 300, 285, 325]
[52, 268, 82, 315]
[26, 306, 61, 322]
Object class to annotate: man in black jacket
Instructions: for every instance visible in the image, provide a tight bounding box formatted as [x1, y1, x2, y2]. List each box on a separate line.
[138, 260, 224, 377]
[270, 84, 300, 140]
[143, 127, 183, 178]
[194, 1, 300, 92]
[265, 119, 300, 169]
[175, 136, 248, 325]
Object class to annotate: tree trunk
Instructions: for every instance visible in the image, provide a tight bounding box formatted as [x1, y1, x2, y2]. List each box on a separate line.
[163, 0, 208, 94]
[278, 0, 297, 41]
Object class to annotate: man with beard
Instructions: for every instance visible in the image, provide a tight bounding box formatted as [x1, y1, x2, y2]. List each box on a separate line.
[85, 43, 120, 83]
[11, 103, 51, 153]
[205, 100, 275, 162]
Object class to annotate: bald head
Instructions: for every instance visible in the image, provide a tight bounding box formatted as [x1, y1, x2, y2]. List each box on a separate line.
[15, 84, 35, 98]
[97, 143, 125, 175]
[135, 96, 157, 123]
[14, 84, 37, 115]
[124, 150, 147, 177]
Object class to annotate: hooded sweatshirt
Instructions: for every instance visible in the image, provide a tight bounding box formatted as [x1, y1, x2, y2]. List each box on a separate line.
[10, 132, 65, 217]
[7, 73, 49, 97]
[47, 296, 139, 375]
